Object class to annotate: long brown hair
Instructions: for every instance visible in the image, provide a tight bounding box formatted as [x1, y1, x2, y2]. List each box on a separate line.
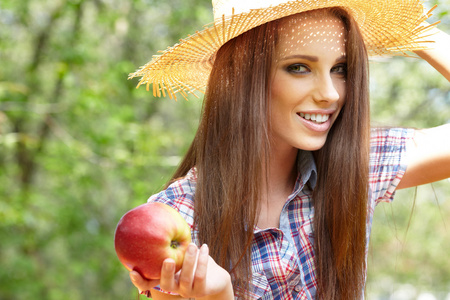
[169, 7, 370, 299]
[312, 8, 370, 300]
[169, 20, 275, 294]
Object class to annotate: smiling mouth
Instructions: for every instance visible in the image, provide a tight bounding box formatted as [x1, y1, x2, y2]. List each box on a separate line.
[298, 112, 330, 124]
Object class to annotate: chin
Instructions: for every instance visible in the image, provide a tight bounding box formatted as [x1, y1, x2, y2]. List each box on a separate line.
[296, 137, 327, 151]
[299, 145, 325, 151]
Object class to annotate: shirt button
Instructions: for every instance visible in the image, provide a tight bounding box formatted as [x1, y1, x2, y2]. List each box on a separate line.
[294, 285, 302, 293]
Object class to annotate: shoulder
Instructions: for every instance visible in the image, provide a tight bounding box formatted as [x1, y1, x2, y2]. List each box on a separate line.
[369, 127, 415, 159]
[368, 127, 415, 203]
[369, 127, 415, 167]
[370, 127, 415, 147]
[147, 168, 197, 228]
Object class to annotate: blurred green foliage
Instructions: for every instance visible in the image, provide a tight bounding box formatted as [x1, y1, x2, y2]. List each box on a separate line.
[367, 1, 450, 298]
[0, 0, 449, 299]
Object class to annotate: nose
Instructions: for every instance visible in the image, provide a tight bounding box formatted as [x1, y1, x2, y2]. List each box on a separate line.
[312, 74, 341, 103]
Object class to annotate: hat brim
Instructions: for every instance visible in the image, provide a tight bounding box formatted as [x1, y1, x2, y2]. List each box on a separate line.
[130, 0, 437, 99]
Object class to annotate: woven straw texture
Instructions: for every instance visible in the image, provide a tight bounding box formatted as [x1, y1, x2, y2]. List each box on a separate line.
[129, 0, 437, 99]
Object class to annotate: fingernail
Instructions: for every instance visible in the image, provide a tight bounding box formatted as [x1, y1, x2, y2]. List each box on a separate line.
[130, 272, 137, 281]
[187, 243, 197, 255]
[164, 260, 174, 271]
[200, 244, 208, 254]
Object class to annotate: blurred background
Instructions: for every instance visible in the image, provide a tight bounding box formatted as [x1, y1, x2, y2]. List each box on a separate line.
[0, 0, 449, 299]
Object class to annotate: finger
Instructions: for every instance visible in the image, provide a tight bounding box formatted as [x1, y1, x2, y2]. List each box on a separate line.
[129, 270, 159, 291]
[159, 258, 177, 292]
[178, 243, 198, 293]
[192, 244, 209, 294]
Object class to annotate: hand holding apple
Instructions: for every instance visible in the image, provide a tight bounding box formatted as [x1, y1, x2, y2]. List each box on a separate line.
[129, 244, 235, 300]
[114, 202, 191, 280]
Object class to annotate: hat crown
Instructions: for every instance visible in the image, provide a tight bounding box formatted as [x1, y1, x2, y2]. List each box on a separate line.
[212, 0, 290, 20]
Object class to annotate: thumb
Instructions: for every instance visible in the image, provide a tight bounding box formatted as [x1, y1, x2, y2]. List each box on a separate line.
[129, 270, 160, 292]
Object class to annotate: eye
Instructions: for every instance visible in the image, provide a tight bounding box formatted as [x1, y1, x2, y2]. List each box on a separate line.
[331, 63, 347, 76]
[286, 64, 310, 74]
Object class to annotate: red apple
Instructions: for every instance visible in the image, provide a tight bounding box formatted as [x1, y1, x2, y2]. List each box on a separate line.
[114, 202, 191, 279]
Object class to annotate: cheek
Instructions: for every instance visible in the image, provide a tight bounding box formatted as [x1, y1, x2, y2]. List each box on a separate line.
[271, 78, 303, 108]
[269, 98, 285, 125]
[337, 81, 347, 106]
[270, 90, 294, 121]
[269, 91, 293, 130]
[270, 74, 284, 101]
[270, 81, 288, 114]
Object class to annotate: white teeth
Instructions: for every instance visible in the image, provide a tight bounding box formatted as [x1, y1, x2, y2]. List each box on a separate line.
[298, 112, 329, 124]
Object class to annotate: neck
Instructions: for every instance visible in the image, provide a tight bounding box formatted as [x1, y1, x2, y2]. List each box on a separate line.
[257, 143, 298, 229]
[263, 142, 299, 201]
[267, 144, 298, 195]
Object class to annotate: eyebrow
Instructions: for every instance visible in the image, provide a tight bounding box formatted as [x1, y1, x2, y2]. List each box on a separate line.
[280, 54, 319, 62]
[279, 54, 347, 63]
[335, 55, 347, 62]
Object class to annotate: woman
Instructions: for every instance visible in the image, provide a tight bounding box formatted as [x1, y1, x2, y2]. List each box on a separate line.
[126, 1, 450, 299]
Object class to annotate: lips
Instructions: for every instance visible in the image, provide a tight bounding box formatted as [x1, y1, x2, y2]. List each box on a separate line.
[298, 112, 330, 124]
[296, 111, 334, 132]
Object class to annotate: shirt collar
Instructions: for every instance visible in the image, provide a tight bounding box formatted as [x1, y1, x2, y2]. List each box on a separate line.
[296, 150, 317, 191]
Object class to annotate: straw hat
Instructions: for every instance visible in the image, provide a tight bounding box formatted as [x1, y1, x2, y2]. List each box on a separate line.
[129, 0, 438, 99]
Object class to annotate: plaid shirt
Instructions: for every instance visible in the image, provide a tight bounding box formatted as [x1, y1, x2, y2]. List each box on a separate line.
[148, 127, 414, 299]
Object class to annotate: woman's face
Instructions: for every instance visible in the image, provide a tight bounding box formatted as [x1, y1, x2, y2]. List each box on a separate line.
[269, 12, 347, 152]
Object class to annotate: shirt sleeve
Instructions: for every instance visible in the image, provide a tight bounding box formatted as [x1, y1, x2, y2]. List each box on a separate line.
[369, 127, 415, 204]
[147, 169, 197, 228]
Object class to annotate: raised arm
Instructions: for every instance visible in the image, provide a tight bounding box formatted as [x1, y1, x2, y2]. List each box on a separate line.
[397, 25, 450, 189]
[414, 24, 450, 82]
[399, 124, 450, 189]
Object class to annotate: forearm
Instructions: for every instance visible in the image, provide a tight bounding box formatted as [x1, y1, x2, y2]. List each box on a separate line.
[414, 25, 450, 82]
[399, 124, 450, 189]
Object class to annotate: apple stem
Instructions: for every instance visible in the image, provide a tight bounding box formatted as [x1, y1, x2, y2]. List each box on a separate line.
[170, 241, 179, 249]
